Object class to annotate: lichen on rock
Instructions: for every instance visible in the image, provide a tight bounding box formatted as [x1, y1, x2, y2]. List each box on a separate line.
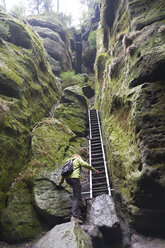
[54, 86, 88, 136]
[26, 13, 72, 75]
[1, 182, 41, 243]
[95, 0, 165, 236]
[0, 11, 61, 220]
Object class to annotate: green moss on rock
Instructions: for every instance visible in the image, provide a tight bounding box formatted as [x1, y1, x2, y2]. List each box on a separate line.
[54, 86, 88, 136]
[1, 182, 41, 243]
[95, 0, 165, 235]
[0, 11, 61, 217]
[28, 118, 76, 175]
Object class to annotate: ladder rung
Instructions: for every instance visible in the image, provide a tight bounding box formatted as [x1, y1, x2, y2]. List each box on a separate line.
[91, 148, 102, 151]
[93, 171, 105, 175]
[93, 166, 105, 171]
[91, 157, 104, 161]
[91, 128, 100, 132]
[92, 188, 108, 193]
[91, 132, 100, 135]
[92, 177, 106, 182]
[91, 143, 101, 146]
[92, 182, 107, 186]
[91, 153, 103, 156]
[91, 137, 100, 140]
[91, 161, 104, 165]
[91, 149, 102, 152]
[89, 109, 111, 198]
[91, 141, 101, 144]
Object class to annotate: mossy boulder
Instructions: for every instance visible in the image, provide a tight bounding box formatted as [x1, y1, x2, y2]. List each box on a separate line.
[28, 118, 76, 171]
[1, 182, 41, 243]
[26, 13, 72, 75]
[0, 11, 61, 216]
[33, 179, 72, 224]
[54, 86, 88, 136]
[0, 113, 88, 243]
[95, 0, 165, 236]
[35, 221, 93, 248]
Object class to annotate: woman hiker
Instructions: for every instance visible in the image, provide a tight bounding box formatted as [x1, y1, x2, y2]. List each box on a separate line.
[59, 154, 99, 224]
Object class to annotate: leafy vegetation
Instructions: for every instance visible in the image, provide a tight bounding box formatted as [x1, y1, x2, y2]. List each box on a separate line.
[88, 30, 97, 49]
[9, 4, 25, 17]
[0, 0, 6, 11]
[0, 20, 10, 40]
[80, 0, 100, 9]
[79, 0, 101, 22]
[60, 71, 85, 89]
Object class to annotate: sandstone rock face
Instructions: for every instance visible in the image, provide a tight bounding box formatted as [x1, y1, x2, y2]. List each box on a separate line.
[81, 3, 100, 73]
[34, 222, 93, 248]
[1, 182, 41, 243]
[34, 179, 72, 223]
[86, 195, 122, 241]
[54, 86, 88, 136]
[26, 14, 72, 75]
[1, 85, 88, 242]
[131, 234, 165, 248]
[0, 11, 61, 216]
[95, 0, 165, 236]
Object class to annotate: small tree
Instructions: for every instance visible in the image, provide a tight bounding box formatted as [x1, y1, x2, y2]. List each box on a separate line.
[42, 0, 53, 13]
[10, 4, 26, 17]
[0, 0, 6, 11]
[80, 0, 100, 9]
[59, 13, 73, 27]
[29, 0, 43, 14]
[0, 20, 10, 40]
[88, 30, 96, 50]
[60, 71, 85, 89]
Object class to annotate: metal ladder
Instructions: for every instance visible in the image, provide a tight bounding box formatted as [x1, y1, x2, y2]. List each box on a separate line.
[89, 108, 111, 198]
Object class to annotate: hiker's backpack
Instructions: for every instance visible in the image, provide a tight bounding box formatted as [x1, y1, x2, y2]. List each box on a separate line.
[61, 160, 79, 177]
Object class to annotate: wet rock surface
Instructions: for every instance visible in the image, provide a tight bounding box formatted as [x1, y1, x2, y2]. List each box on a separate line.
[54, 85, 88, 136]
[34, 221, 93, 248]
[86, 194, 120, 229]
[1, 182, 41, 243]
[33, 179, 72, 224]
[81, 3, 100, 73]
[26, 14, 72, 75]
[0, 11, 61, 219]
[131, 234, 165, 248]
[95, 0, 165, 237]
[85, 194, 122, 247]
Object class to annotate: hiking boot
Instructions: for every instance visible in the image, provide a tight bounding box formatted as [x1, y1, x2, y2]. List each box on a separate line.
[71, 216, 77, 222]
[71, 216, 83, 224]
[75, 218, 83, 224]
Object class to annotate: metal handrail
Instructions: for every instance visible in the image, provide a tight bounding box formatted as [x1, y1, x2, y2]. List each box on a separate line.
[96, 110, 111, 196]
[88, 110, 93, 199]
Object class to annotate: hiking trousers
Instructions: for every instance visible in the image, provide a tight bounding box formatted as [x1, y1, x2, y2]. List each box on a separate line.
[66, 178, 82, 218]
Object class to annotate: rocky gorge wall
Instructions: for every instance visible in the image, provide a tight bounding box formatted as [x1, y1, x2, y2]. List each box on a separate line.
[95, 0, 165, 237]
[0, 11, 61, 216]
[26, 14, 72, 75]
[0, 11, 90, 244]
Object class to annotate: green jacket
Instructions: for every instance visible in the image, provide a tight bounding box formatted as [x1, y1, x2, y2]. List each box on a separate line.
[59, 158, 96, 185]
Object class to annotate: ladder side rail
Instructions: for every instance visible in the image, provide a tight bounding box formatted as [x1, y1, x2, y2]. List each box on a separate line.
[96, 110, 111, 196]
[88, 110, 93, 199]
